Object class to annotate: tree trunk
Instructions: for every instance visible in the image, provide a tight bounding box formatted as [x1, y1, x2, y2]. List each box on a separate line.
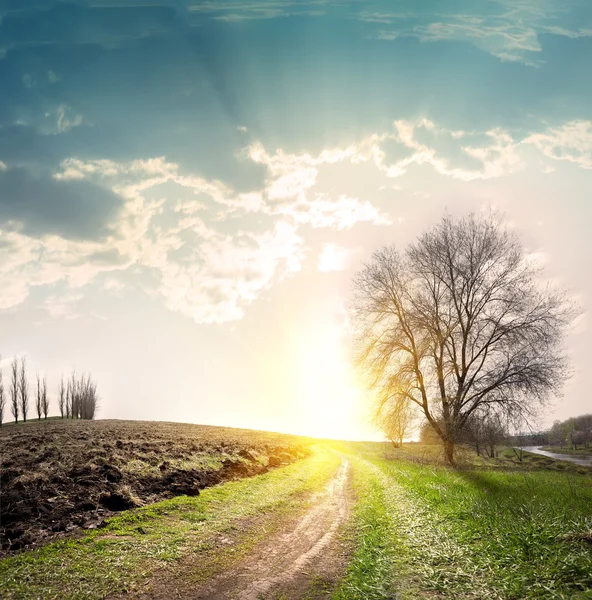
[444, 439, 455, 465]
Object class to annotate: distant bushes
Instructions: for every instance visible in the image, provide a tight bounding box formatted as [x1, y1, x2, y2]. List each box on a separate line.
[0, 354, 99, 425]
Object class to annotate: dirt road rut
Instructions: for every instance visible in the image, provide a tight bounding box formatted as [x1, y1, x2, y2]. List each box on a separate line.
[195, 457, 351, 600]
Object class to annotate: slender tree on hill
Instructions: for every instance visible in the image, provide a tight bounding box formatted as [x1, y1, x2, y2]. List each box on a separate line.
[18, 357, 29, 422]
[10, 357, 19, 424]
[65, 378, 71, 419]
[0, 356, 5, 426]
[42, 375, 49, 419]
[71, 372, 79, 418]
[36, 373, 42, 420]
[353, 212, 574, 464]
[58, 376, 66, 418]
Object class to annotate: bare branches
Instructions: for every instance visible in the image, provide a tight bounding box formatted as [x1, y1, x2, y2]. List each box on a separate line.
[353, 212, 575, 464]
[58, 376, 66, 419]
[0, 357, 98, 423]
[62, 372, 99, 420]
[18, 357, 29, 423]
[42, 375, 49, 420]
[10, 358, 18, 424]
[36, 372, 42, 420]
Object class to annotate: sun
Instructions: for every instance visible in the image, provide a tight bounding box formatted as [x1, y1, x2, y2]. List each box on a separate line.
[282, 321, 371, 440]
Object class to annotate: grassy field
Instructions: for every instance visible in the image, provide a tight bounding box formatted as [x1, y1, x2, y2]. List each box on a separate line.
[1, 423, 591, 599]
[334, 445, 592, 600]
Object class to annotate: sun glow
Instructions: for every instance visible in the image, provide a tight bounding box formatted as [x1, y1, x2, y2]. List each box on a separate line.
[284, 321, 373, 440]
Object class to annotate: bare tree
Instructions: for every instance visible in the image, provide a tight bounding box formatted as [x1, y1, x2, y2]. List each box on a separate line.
[58, 376, 66, 418]
[71, 371, 79, 419]
[353, 213, 574, 464]
[374, 393, 414, 448]
[577, 414, 592, 448]
[481, 414, 506, 458]
[79, 373, 99, 420]
[10, 358, 18, 424]
[65, 378, 71, 419]
[19, 357, 29, 422]
[42, 375, 49, 419]
[36, 372, 42, 420]
[0, 356, 5, 426]
[459, 413, 485, 456]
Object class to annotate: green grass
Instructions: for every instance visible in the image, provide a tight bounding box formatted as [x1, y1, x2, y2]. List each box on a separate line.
[331, 455, 400, 600]
[3, 438, 591, 600]
[0, 445, 340, 599]
[333, 446, 592, 600]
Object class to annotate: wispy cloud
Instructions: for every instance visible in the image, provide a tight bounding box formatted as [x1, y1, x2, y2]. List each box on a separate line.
[1, 116, 589, 323]
[359, 1, 592, 66]
[524, 121, 592, 170]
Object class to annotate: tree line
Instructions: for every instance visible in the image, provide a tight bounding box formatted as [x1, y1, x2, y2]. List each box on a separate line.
[0, 355, 99, 425]
[510, 414, 592, 450]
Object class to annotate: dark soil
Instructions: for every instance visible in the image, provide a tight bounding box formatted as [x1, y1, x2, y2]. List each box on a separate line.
[0, 419, 311, 555]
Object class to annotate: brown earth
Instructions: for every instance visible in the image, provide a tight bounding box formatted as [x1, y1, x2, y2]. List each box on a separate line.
[0, 419, 311, 555]
[132, 458, 352, 600]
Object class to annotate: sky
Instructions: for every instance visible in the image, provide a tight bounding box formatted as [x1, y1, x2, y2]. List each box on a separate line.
[0, 0, 590, 440]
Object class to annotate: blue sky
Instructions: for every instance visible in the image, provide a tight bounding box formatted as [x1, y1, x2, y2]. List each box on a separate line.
[0, 0, 590, 438]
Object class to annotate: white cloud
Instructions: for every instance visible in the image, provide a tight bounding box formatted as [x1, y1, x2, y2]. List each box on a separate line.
[3, 116, 589, 324]
[523, 121, 592, 169]
[275, 194, 391, 230]
[56, 105, 83, 133]
[363, 3, 592, 66]
[149, 220, 305, 323]
[376, 119, 524, 181]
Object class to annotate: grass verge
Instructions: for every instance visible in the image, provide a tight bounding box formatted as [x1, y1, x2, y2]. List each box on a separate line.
[332, 445, 592, 600]
[331, 455, 401, 600]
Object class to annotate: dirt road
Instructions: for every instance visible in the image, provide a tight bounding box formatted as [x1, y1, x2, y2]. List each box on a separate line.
[193, 457, 351, 600]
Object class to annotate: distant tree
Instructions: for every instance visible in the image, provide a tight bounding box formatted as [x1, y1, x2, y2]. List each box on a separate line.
[374, 393, 414, 448]
[548, 420, 565, 448]
[419, 419, 442, 445]
[577, 414, 592, 448]
[509, 430, 528, 462]
[58, 376, 66, 419]
[19, 357, 29, 422]
[0, 356, 5, 426]
[42, 375, 49, 419]
[10, 358, 18, 423]
[458, 413, 485, 456]
[36, 373, 42, 420]
[65, 379, 71, 419]
[481, 414, 506, 458]
[79, 373, 99, 420]
[71, 372, 79, 418]
[353, 213, 575, 464]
